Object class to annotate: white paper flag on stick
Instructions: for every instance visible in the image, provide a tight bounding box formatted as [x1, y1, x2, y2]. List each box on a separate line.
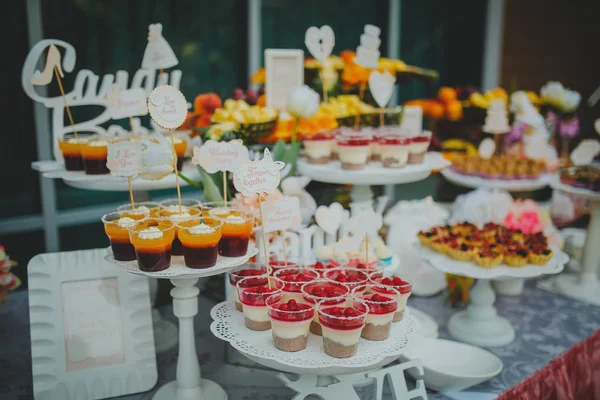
[107, 142, 143, 178]
[262, 197, 302, 233]
[233, 148, 285, 197]
[141, 23, 178, 70]
[147, 85, 187, 129]
[106, 86, 148, 120]
[192, 140, 250, 173]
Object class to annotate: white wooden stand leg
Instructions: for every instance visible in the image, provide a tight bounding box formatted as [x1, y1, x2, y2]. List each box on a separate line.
[153, 278, 228, 400]
[556, 199, 600, 304]
[447, 279, 515, 347]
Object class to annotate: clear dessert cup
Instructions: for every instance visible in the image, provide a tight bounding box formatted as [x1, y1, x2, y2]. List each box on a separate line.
[378, 135, 410, 168]
[323, 268, 369, 295]
[337, 135, 372, 170]
[273, 266, 319, 298]
[229, 264, 267, 312]
[353, 285, 399, 341]
[300, 280, 349, 335]
[303, 131, 336, 164]
[408, 131, 432, 164]
[159, 199, 201, 256]
[102, 211, 148, 261]
[318, 297, 369, 358]
[266, 293, 315, 352]
[237, 278, 280, 331]
[81, 138, 111, 175]
[128, 218, 176, 272]
[212, 210, 254, 257]
[58, 133, 95, 171]
[117, 201, 161, 218]
[369, 274, 413, 322]
[305, 261, 338, 277]
[177, 217, 223, 269]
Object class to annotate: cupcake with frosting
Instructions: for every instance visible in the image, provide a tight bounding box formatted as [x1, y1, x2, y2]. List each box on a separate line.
[357, 248, 378, 270]
[316, 245, 334, 264]
[376, 246, 393, 266]
[330, 249, 349, 267]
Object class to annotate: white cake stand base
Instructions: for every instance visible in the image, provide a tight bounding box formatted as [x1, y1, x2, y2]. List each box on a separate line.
[555, 274, 600, 305]
[153, 380, 227, 400]
[447, 279, 515, 347]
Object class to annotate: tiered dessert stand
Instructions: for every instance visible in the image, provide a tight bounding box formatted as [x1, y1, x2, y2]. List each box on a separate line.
[441, 168, 555, 192]
[106, 245, 258, 400]
[419, 244, 568, 347]
[552, 180, 600, 305]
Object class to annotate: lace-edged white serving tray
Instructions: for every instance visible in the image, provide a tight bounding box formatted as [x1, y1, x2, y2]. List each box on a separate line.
[105, 244, 257, 279]
[417, 244, 568, 280]
[441, 169, 555, 192]
[210, 301, 419, 370]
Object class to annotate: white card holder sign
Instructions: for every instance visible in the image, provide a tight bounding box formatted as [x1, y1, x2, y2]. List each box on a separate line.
[28, 249, 157, 400]
[265, 49, 304, 112]
[261, 197, 302, 233]
[400, 106, 423, 135]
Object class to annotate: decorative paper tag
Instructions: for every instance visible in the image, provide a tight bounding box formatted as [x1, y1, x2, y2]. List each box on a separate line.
[368, 70, 396, 108]
[106, 141, 143, 177]
[315, 202, 344, 234]
[147, 85, 187, 129]
[141, 23, 179, 70]
[30, 44, 63, 86]
[106, 85, 148, 120]
[478, 138, 496, 159]
[233, 148, 285, 197]
[400, 106, 423, 134]
[571, 139, 600, 166]
[192, 140, 250, 173]
[304, 25, 335, 63]
[261, 197, 302, 233]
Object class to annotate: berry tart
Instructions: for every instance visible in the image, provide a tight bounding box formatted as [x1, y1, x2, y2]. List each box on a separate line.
[267, 295, 315, 352]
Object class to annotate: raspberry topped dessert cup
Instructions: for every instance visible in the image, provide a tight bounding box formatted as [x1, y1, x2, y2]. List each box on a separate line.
[267, 293, 315, 352]
[303, 131, 336, 164]
[323, 268, 369, 295]
[369, 275, 412, 322]
[230, 268, 267, 312]
[211, 210, 254, 257]
[378, 135, 410, 168]
[273, 266, 319, 298]
[177, 217, 223, 269]
[407, 131, 432, 164]
[102, 211, 148, 261]
[337, 135, 372, 170]
[306, 261, 338, 277]
[237, 278, 280, 331]
[301, 280, 349, 335]
[318, 297, 369, 358]
[354, 285, 399, 341]
[128, 218, 176, 272]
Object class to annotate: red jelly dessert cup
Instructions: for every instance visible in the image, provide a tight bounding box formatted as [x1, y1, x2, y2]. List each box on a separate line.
[408, 131, 432, 164]
[306, 261, 337, 277]
[177, 217, 223, 269]
[230, 264, 267, 312]
[370, 276, 412, 322]
[318, 298, 369, 358]
[273, 267, 319, 295]
[81, 138, 110, 175]
[238, 280, 280, 331]
[324, 268, 369, 294]
[128, 218, 176, 272]
[301, 280, 349, 335]
[58, 133, 95, 171]
[303, 131, 336, 164]
[102, 211, 148, 261]
[353, 285, 399, 341]
[159, 199, 201, 256]
[214, 211, 254, 257]
[337, 135, 372, 170]
[266, 294, 315, 352]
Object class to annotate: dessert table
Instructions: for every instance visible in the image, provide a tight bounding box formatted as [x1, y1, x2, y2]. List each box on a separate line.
[1, 280, 599, 399]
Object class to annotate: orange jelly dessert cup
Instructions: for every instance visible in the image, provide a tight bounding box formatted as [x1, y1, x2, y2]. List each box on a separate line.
[177, 217, 223, 269]
[211, 210, 254, 257]
[58, 133, 95, 171]
[173, 137, 188, 171]
[102, 211, 148, 261]
[81, 138, 110, 175]
[159, 199, 202, 256]
[117, 201, 161, 218]
[129, 218, 176, 272]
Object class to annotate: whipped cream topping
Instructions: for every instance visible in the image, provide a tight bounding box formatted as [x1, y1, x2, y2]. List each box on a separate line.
[89, 140, 108, 147]
[376, 246, 393, 259]
[139, 227, 163, 240]
[210, 207, 230, 216]
[164, 205, 190, 213]
[66, 138, 88, 144]
[116, 217, 136, 228]
[225, 215, 245, 224]
[169, 212, 191, 222]
[317, 246, 334, 260]
[189, 223, 216, 235]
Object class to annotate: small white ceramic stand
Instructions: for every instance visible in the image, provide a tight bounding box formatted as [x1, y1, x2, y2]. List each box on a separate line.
[107, 246, 258, 400]
[419, 244, 567, 347]
[552, 181, 600, 305]
[441, 169, 555, 192]
[297, 152, 450, 202]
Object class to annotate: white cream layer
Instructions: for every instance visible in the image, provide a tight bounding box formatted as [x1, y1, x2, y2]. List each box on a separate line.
[270, 318, 311, 339]
[242, 304, 269, 322]
[338, 146, 370, 164]
[304, 140, 334, 158]
[397, 292, 411, 310]
[365, 312, 394, 326]
[380, 145, 409, 164]
[409, 142, 429, 154]
[321, 325, 363, 346]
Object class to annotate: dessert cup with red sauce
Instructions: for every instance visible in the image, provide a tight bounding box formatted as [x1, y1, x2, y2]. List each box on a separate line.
[300, 280, 349, 335]
[318, 298, 369, 358]
[102, 211, 148, 261]
[267, 293, 315, 352]
[324, 268, 369, 295]
[353, 285, 399, 341]
[128, 218, 176, 272]
[177, 217, 223, 269]
[237, 279, 280, 331]
[273, 266, 319, 299]
[369, 275, 412, 322]
[229, 264, 267, 312]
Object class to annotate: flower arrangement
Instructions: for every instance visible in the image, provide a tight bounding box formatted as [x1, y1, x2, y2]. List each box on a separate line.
[0, 245, 20, 305]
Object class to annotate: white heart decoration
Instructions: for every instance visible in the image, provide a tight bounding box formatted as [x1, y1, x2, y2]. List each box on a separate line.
[594, 119, 600, 135]
[478, 138, 496, 159]
[570, 139, 600, 166]
[368, 71, 396, 108]
[315, 202, 344, 234]
[304, 25, 335, 63]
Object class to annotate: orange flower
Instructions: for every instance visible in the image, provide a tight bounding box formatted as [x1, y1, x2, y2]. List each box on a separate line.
[250, 68, 266, 85]
[257, 94, 266, 107]
[340, 50, 356, 64]
[445, 100, 463, 121]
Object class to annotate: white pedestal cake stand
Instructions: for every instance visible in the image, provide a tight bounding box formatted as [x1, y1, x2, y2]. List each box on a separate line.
[210, 301, 422, 399]
[297, 152, 450, 202]
[418, 244, 568, 347]
[552, 181, 600, 305]
[441, 169, 555, 192]
[106, 245, 258, 400]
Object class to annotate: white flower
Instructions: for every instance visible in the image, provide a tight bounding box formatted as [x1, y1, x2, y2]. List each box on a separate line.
[287, 85, 320, 119]
[556, 89, 581, 113]
[540, 81, 580, 113]
[139, 134, 175, 180]
[540, 81, 565, 107]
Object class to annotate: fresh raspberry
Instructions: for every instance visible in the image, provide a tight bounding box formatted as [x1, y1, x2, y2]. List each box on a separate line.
[392, 276, 404, 285]
[382, 277, 393, 285]
[344, 308, 359, 317]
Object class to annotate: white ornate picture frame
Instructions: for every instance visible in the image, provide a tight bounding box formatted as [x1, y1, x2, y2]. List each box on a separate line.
[264, 49, 304, 112]
[28, 249, 157, 400]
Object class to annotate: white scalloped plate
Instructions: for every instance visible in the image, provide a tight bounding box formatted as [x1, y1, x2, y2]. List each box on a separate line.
[417, 244, 568, 280]
[105, 244, 257, 279]
[210, 301, 419, 373]
[551, 179, 600, 201]
[441, 169, 555, 192]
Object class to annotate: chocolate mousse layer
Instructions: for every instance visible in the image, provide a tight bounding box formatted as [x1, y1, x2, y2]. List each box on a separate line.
[393, 310, 405, 322]
[235, 302, 243, 312]
[323, 337, 358, 358]
[273, 334, 308, 352]
[244, 318, 271, 331]
[361, 321, 391, 341]
[408, 153, 425, 164]
[341, 162, 366, 170]
[383, 158, 405, 168]
[308, 156, 330, 164]
[310, 321, 322, 336]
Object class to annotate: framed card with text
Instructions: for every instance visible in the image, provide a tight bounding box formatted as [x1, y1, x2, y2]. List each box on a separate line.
[265, 49, 304, 112]
[28, 249, 157, 400]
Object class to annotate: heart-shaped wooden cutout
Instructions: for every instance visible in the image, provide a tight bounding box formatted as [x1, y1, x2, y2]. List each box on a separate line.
[368, 71, 396, 108]
[305, 25, 335, 63]
[478, 138, 496, 160]
[315, 202, 344, 234]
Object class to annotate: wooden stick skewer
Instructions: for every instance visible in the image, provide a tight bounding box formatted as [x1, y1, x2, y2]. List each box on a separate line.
[281, 230, 288, 267]
[354, 81, 367, 129]
[129, 116, 136, 136]
[223, 172, 228, 207]
[169, 129, 183, 214]
[257, 194, 271, 289]
[128, 177, 135, 210]
[54, 66, 77, 138]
